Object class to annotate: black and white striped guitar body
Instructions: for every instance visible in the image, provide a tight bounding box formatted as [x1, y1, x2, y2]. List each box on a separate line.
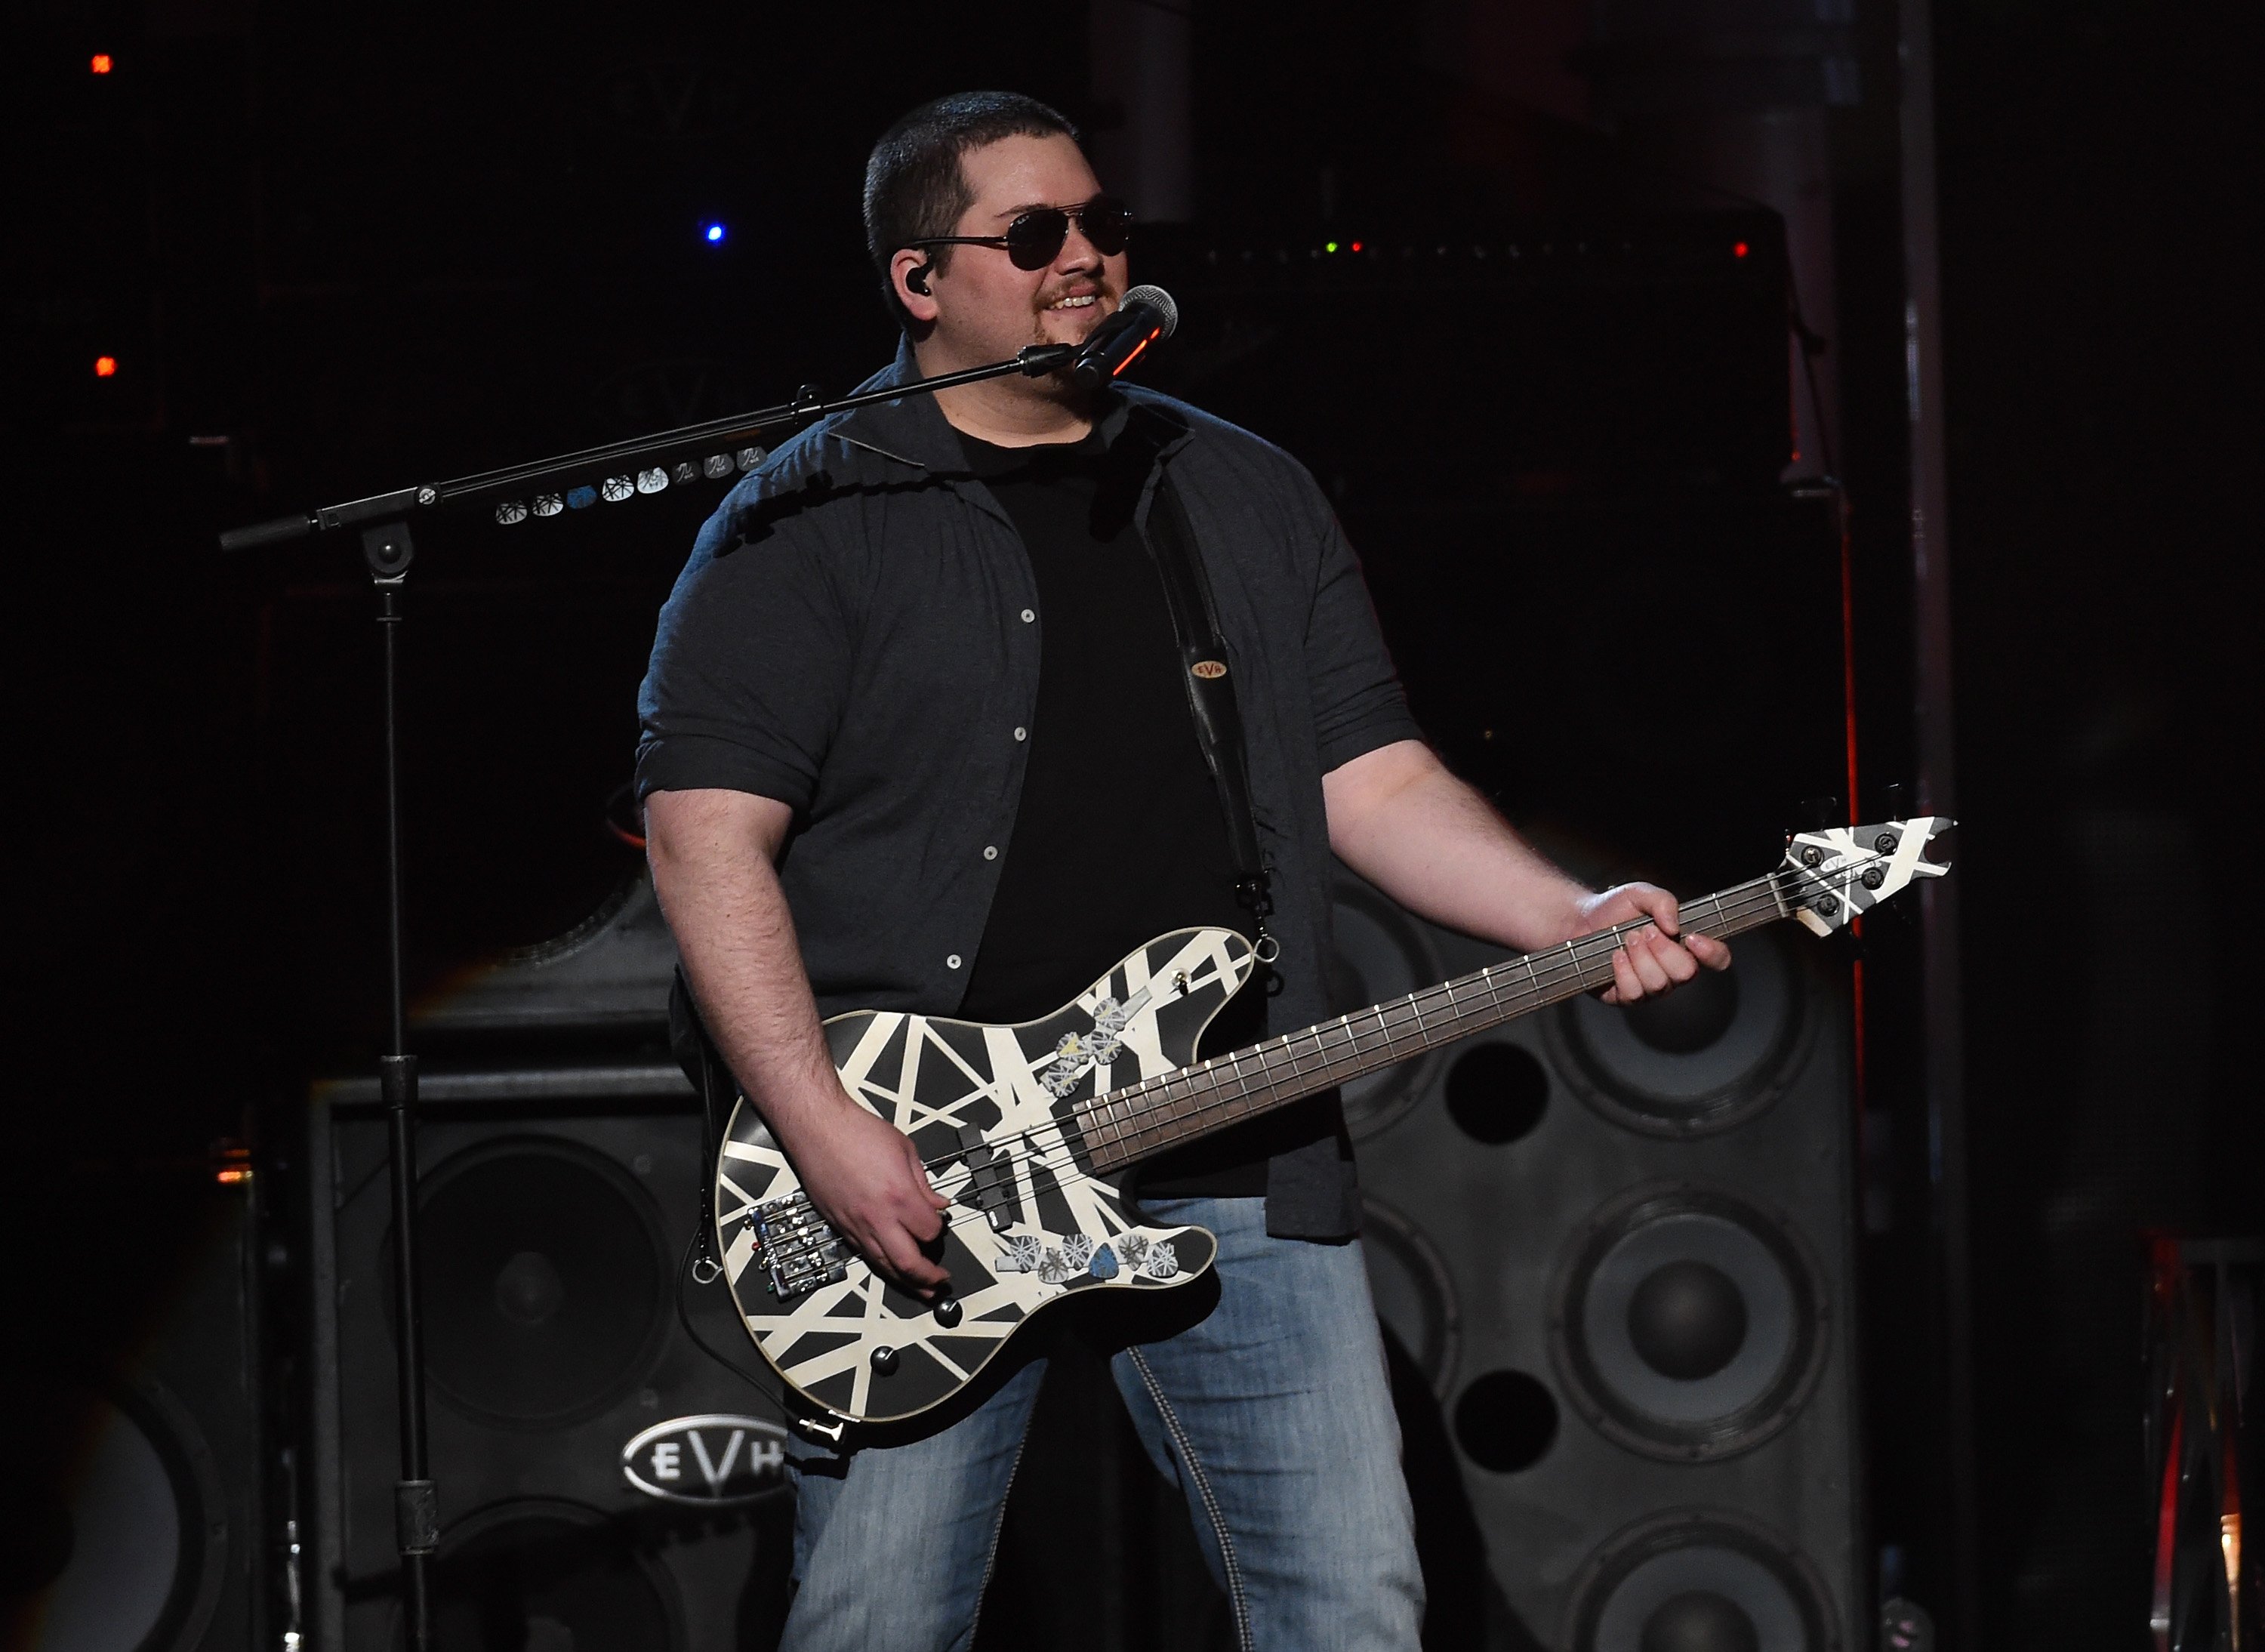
[714, 815, 1955, 1427]
[715, 929, 1256, 1425]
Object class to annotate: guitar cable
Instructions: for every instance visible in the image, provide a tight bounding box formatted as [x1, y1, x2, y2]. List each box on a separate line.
[678, 1222, 852, 1444]
[674, 1009, 792, 1402]
[674, 1224, 790, 1402]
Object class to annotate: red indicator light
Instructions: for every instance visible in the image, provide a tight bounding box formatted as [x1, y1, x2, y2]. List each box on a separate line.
[1349, 241, 1364, 252]
[94, 356, 118, 377]
[91, 53, 113, 73]
[1733, 241, 1749, 258]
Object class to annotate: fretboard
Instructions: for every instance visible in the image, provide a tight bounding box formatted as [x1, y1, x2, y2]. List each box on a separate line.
[1076, 873, 1792, 1173]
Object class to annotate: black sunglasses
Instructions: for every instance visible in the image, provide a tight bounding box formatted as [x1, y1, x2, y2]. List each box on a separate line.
[906, 196, 1132, 271]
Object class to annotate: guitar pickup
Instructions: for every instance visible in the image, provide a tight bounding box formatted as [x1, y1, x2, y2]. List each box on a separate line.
[957, 1125, 1017, 1232]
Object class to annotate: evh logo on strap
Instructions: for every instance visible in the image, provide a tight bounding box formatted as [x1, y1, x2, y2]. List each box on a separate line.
[1190, 660, 1228, 680]
[621, 1413, 790, 1506]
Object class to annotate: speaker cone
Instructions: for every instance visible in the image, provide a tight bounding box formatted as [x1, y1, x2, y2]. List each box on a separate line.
[388, 1138, 672, 1429]
[1327, 877, 1448, 1138]
[1549, 1182, 1827, 1461]
[411, 1499, 683, 1652]
[18, 1380, 226, 1652]
[1360, 1195, 1462, 1395]
[1547, 926, 1812, 1136]
[1565, 1509, 1838, 1652]
[1443, 1040, 1550, 1145]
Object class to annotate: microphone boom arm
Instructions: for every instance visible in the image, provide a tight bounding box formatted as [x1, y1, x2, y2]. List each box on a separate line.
[217, 343, 1079, 552]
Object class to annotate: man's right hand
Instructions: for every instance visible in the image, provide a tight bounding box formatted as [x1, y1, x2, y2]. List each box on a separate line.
[778, 1100, 954, 1297]
[643, 787, 954, 1299]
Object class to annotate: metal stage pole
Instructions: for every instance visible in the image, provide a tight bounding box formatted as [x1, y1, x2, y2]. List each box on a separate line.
[1898, 1, 1979, 1643]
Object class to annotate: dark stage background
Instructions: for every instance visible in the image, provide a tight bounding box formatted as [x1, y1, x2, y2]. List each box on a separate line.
[6, 1, 2258, 1648]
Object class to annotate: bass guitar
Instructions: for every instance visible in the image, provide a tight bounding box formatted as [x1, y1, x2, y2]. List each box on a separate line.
[713, 814, 1952, 1425]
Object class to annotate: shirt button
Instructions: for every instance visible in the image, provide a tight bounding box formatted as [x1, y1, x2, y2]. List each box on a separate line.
[946, 954, 963, 970]
[1020, 608, 1035, 623]
[982, 846, 998, 860]
[1012, 726, 1028, 741]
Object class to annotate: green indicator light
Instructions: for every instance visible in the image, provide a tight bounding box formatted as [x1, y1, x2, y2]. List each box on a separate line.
[1325, 241, 1339, 253]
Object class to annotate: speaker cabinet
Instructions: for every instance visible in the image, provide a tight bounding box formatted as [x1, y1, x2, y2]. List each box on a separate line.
[4, 1167, 265, 1652]
[305, 1070, 794, 1650]
[1340, 876, 1865, 1651]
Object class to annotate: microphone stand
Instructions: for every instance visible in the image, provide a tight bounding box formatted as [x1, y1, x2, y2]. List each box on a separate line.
[219, 344, 1076, 552]
[224, 342, 1075, 1650]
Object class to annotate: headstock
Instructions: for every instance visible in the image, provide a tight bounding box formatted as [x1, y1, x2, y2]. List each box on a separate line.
[1780, 815, 1954, 935]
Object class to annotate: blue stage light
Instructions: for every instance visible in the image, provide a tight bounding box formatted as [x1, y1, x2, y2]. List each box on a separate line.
[704, 222, 726, 244]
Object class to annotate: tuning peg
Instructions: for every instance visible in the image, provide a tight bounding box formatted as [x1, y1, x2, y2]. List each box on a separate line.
[1799, 796, 1841, 832]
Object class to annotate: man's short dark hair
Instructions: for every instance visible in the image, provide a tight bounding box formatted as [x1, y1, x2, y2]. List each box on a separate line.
[863, 91, 1083, 332]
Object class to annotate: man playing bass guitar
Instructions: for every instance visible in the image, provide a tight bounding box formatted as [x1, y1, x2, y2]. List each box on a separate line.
[636, 90, 1729, 1652]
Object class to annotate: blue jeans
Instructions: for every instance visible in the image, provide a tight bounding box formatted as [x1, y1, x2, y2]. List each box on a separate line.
[780, 1195, 1424, 1651]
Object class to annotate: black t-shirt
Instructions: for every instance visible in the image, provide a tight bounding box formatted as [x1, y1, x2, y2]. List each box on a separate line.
[954, 427, 1330, 1195]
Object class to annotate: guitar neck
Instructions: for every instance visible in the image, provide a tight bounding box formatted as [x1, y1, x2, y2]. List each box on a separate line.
[1077, 873, 1792, 1173]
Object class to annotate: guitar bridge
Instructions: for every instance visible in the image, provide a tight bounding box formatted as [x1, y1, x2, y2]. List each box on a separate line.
[752, 1196, 849, 1302]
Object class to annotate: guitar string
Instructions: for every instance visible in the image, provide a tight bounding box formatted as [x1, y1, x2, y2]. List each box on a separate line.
[943, 866, 1790, 1182]
[747, 858, 1866, 1273]
[742, 852, 1896, 1274]
[790, 875, 1764, 1190]
[908, 872, 1795, 1250]
[1077, 876, 1786, 1169]
[744, 863, 1835, 1275]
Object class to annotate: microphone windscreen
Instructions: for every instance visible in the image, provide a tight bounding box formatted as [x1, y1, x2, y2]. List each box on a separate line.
[1122, 284, 1179, 339]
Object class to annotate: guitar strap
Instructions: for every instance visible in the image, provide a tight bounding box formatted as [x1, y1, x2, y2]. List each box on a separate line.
[1136, 459, 1280, 960]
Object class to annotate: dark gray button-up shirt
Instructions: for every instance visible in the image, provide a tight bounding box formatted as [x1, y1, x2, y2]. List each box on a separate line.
[636, 343, 1420, 1237]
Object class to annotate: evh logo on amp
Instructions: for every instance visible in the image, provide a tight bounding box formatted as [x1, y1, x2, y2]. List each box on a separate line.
[621, 1414, 791, 1506]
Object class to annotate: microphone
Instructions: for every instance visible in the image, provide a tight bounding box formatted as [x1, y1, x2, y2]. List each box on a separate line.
[1070, 285, 1178, 389]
